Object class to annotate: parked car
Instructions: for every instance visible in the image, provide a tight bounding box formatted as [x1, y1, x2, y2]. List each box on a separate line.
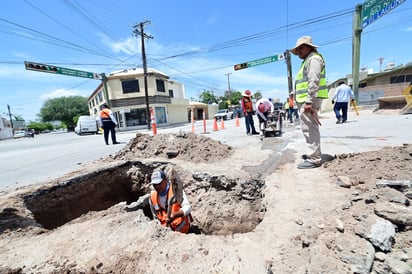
[75, 116, 99, 135]
[232, 107, 243, 118]
[13, 130, 26, 138]
[213, 109, 234, 120]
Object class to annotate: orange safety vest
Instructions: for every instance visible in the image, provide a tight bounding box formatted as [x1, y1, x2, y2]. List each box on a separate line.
[150, 184, 191, 233]
[242, 97, 254, 112]
[288, 97, 294, 108]
[100, 109, 111, 119]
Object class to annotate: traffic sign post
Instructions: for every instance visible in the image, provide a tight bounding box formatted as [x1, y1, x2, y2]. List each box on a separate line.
[24, 61, 101, 80]
[234, 54, 285, 71]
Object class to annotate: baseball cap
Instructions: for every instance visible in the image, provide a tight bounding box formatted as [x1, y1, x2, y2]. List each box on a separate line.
[151, 170, 165, 185]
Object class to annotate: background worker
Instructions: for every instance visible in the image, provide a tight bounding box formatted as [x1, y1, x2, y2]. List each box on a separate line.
[288, 93, 297, 123]
[291, 36, 328, 169]
[283, 98, 289, 121]
[241, 89, 259, 135]
[149, 169, 192, 234]
[332, 81, 355, 124]
[99, 103, 119, 145]
[255, 97, 274, 137]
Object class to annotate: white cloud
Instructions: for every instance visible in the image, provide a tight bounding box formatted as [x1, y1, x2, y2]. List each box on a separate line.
[205, 15, 219, 25]
[40, 89, 78, 100]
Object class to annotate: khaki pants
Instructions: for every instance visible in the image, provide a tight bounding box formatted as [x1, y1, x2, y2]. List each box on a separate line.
[299, 98, 322, 164]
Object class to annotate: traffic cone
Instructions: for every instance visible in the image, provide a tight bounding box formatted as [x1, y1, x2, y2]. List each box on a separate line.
[235, 115, 240, 127]
[220, 119, 225, 130]
[213, 118, 219, 131]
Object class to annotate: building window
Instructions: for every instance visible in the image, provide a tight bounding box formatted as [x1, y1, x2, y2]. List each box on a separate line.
[168, 89, 174, 98]
[121, 79, 140, 94]
[155, 107, 167, 124]
[98, 91, 103, 101]
[156, 79, 165, 92]
[125, 108, 147, 126]
[390, 75, 405, 84]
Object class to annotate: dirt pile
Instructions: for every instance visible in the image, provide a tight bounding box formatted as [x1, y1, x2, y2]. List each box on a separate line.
[113, 132, 233, 163]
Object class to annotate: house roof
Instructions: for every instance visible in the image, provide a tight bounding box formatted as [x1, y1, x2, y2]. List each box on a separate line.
[107, 67, 169, 79]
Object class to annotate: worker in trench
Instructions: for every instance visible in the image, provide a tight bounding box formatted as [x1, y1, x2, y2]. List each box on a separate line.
[148, 168, 193, 233]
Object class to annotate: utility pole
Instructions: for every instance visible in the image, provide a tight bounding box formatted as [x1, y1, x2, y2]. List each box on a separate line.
[225, 72, 232, 96]
[352, 4, 362, 102]
[132, 21, 153, 130]
[7, 104, 14, 133]
[284, 50, 294, 96]
[379, 57, 384, 72]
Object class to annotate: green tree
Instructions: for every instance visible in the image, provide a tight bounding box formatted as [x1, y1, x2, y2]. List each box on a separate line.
[198, 90, 218, 104]
[229, 91, 242, 106]
[253, 91, 262, 100]
[12, 114, 24, 121]
[40, 96, 89, 127]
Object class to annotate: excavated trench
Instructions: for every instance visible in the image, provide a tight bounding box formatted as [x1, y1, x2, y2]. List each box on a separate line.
[23, 160, 266, 235]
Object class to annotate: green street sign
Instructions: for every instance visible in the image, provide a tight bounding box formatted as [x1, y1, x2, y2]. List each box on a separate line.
[362, 0, 406, 28]
[24, 61, 101, 80]
[234, 54, 284, 71]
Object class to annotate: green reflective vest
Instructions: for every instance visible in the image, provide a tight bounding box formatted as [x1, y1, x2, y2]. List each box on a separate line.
[295, 52, 328, 103]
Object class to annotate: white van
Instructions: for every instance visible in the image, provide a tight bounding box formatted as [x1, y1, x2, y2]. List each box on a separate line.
[75, 116, 99, 135]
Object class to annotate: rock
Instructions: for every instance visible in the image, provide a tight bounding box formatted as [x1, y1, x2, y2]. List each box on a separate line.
[385, 257, 412, 274]
[336, 176, 352, 188]
[335, 218, 344, 233]
[355, 216, 396, 252]
[337, 233, 375, 274]
[375, 201, 412, 226]
[376, 187, 410, 206]
[375, 252, 386, 262]
[376, 180, 412, 192]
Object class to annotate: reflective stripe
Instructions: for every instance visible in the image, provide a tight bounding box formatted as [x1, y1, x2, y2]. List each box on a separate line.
[295, 52, 328, 103]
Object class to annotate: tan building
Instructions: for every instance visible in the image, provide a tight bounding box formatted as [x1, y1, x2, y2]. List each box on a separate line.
[323, 62, 412, 112]
[0, 117, 13, 140]
[87, 68, 189, 130]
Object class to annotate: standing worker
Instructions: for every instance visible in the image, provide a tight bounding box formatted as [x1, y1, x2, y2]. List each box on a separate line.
[99, 103, 119, 145]
[241, 90, 259, 135]
[288, 93, 296, 123]
[283, 99, 290, 121]
[149, 169, 192, 233]
[332, 81, 355, 124]
[291, 36, 328, 169]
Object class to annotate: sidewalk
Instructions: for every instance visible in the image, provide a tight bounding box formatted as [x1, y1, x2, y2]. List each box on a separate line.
[318, 108, 412, 156]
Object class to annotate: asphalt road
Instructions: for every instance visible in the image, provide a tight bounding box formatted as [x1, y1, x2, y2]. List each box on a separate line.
[0, 130, 137, 191]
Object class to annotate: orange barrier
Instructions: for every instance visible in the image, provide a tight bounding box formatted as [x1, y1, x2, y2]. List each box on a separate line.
[191, 107, 195, 133]
[235, 115, 240, 127]
[213, 118, 219, 131]
[220, 119, 225, 130]
[203, 111, 207, 133]
[150, 107, 157, 135]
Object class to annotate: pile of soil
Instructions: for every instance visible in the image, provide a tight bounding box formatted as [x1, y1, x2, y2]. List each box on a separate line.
[113, 132, 233, 163]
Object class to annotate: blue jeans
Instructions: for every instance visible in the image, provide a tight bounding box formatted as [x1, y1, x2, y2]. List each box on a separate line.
[244, 112, 257, 134]
[334, 102, 349, 121]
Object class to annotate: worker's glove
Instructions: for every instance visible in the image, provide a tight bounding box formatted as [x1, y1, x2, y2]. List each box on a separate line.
[331, 100, 335, 104]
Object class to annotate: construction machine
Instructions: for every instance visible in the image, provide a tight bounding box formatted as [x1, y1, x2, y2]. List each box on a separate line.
[400, 82, 412, 115]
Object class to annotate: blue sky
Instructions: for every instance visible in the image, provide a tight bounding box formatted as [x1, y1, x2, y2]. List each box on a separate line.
[1, 0, 411, 122]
